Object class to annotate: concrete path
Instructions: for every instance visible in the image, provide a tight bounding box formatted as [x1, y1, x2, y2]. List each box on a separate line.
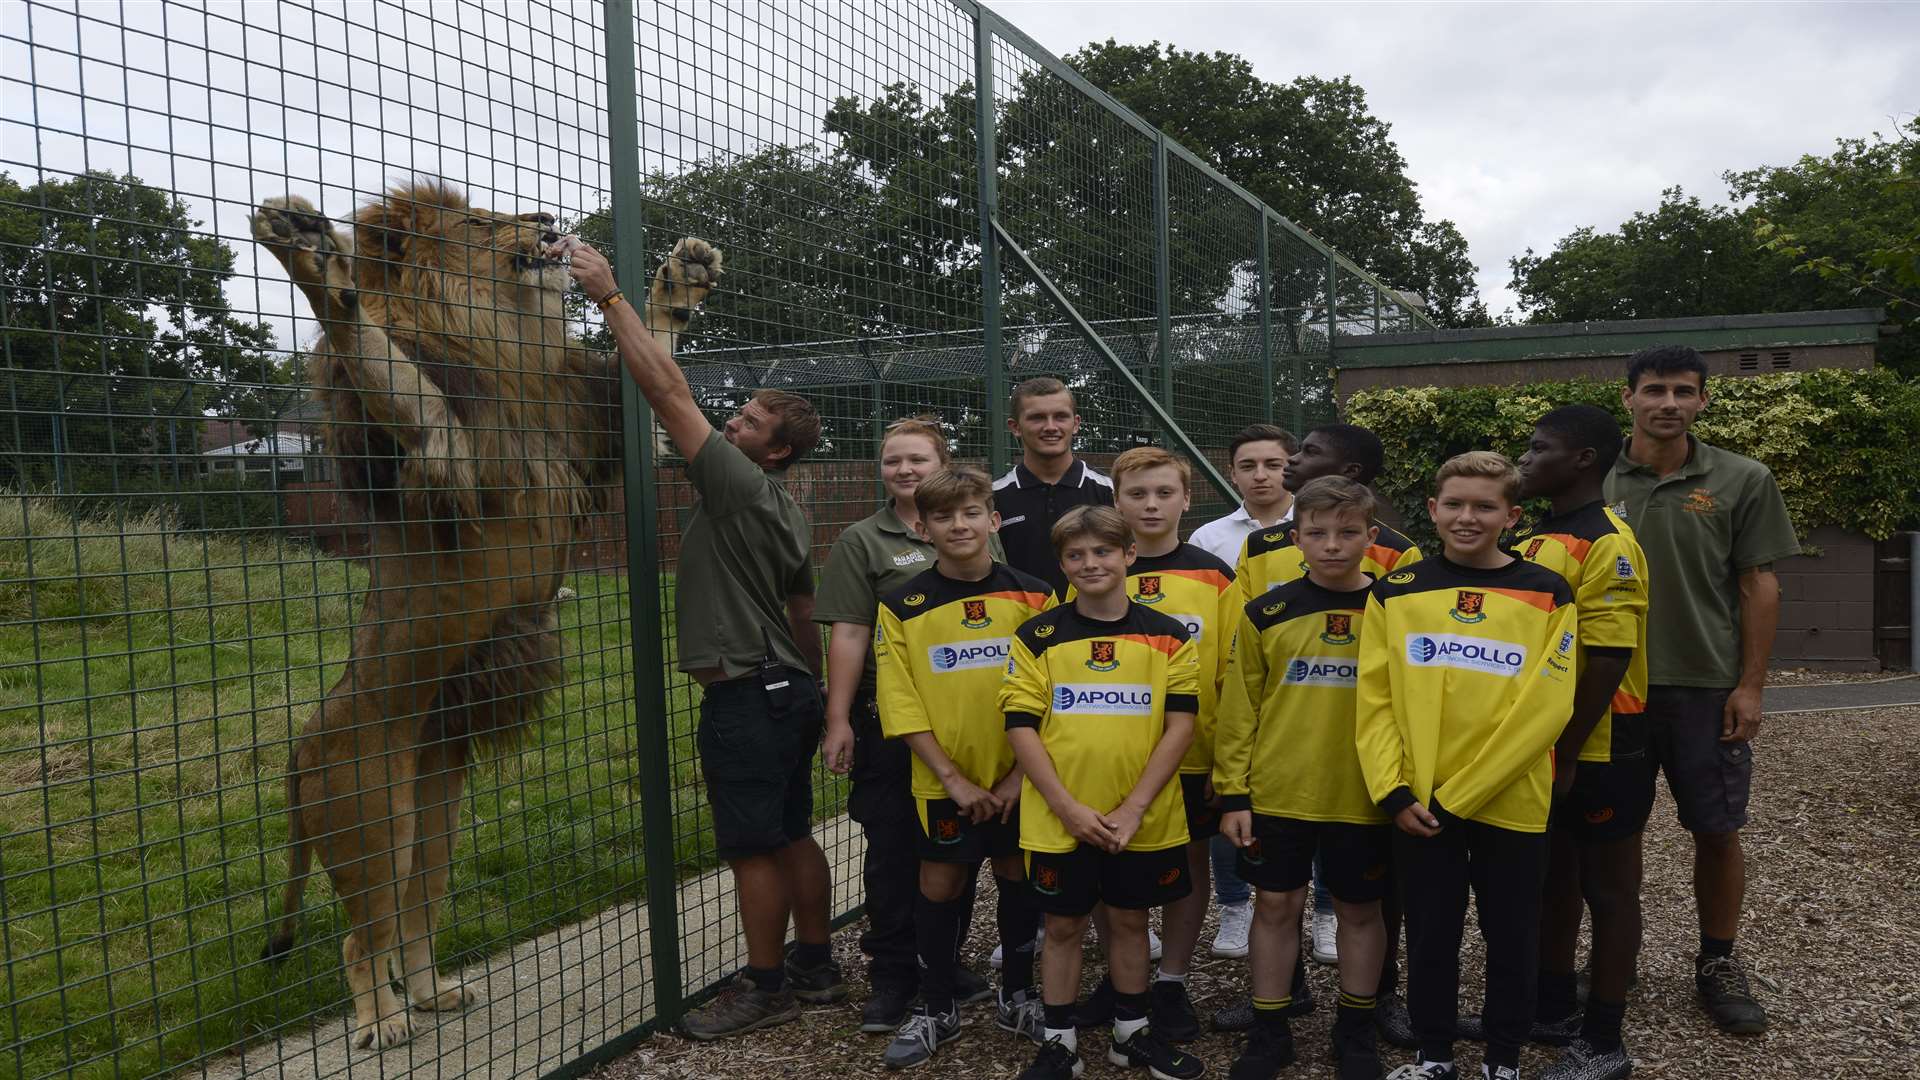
[198, 814, 865, 1080]
[1764, 673, 1919, 715]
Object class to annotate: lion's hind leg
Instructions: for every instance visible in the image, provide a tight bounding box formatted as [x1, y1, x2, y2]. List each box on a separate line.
[398, 732, 477, 1014]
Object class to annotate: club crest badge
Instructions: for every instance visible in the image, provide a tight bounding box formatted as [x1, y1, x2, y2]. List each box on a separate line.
[1134, 575, 1164, 604]
[1087, 640, 1119, 672]
[1450, 590, 1488, 624]
[961, 599, 992, 628]
[933, 816, 963, 844]
[1321, 612, 1356, 645]
[1034, 864, 1062, 895]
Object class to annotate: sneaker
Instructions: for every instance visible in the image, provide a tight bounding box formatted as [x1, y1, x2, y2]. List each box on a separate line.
[882, 1005, 962, 1069]
[1481, 1066, 1521, 1080]
[1695, 954, 1767, 1034]
[1290, 961, 1316, 1015]
[1071, 976, 1116, 1028]
[1212, 900, 1253, 959]
[1333, 1021, 1384, 1080]
[1149, 928, 1164, 962]
[1375, 992, 1418, 1050]
[1454, 1010, 1579, 1046]
[783, 948, 848, 1004]
[1228, 1021, 1297, 1080]
[681, 983, 801, 1041]
[993, 928, 1045, 970]
[955, 963, 995, 1006]
[1109, 1024, 1205, 1079]
[1150, 980, 1201, 1042]
[1019, 1037, 1084, 1080]
[1384, 1057, 1458, 1080]
[1212, 988, 1314, 1032]
[861, 981, 917, 1034]
[1311, 908, 1340, 964]
[997, 987, 1046, 1043]
[1538, 1038, 1631, 1080]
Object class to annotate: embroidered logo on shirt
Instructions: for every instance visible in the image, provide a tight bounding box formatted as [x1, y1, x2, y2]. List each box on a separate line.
[1525, 538, 1547, 559]
[903, 593, 926, 606]
[1609, 500, 1629, 519]
[961, 599, 992, 628]
[1614, 555, 1636, 580]
[1134, 575, 1164, 603]
[933, 816, 963, 843]
[1683, 488, 1717, 515]
[1450, 590, 1488, 624]
[1386, 570, 1416, 584]
[1262, 601, 1286, 616]
[891, 549, 928, 567]
[1034, 624, 1056, 638]
[1034, 864, 1062, 894]
[1321, 613, 1356, 645]
[1086, 640, 1119, 672]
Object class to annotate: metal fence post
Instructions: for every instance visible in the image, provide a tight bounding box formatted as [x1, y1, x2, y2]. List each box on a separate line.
[603, 0, 685, 1028]
[976, 14, 1006, 474]
[1257, 211, 1273, 424]
[1153, 133, 1172, 406]
[1320, 248, 1337, 427]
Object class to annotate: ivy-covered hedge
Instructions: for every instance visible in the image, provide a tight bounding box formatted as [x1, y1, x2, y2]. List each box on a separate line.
[1345, 367, 1920, 548]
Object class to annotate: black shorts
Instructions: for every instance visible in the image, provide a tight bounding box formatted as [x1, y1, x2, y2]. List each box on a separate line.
[1026, 844, 1191, 916]
[1236, 814, 1394, 904]
[1551, 756, 1657, 844]
[1181, 773, 1221, 838]
[1645, 686, 1751, 834]
[916, 797, 1022, 863]
[696, 668, 822, 861]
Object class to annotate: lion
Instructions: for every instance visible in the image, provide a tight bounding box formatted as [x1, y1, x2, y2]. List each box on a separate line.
[249, 181, 721, 1050]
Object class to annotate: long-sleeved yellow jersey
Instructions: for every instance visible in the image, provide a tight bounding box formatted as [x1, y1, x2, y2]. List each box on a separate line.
[1514, 501, 1650, 763]
[999, 603, 1201, 853]
[1234, 518, 1422, 610]
[1214, 576, 1384, 824]
[875, 563, 1055, 800]
[1356, 556, 1578, 833]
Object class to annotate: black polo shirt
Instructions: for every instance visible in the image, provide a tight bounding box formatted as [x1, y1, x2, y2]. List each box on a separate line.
[992, 458, 1114, 595]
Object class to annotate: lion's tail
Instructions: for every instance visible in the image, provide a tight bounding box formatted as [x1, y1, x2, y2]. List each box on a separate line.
[261, 762, 313, 963]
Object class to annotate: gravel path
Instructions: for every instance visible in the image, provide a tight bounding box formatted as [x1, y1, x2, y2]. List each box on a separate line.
[598, 706, 1920, 1080]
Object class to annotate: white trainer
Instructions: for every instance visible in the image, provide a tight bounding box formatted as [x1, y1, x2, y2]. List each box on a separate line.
[1311, 908, 1339, 964]
[1211, 900, 1252, 958]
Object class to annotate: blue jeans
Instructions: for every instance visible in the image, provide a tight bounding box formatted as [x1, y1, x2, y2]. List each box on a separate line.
[1211, 832, 1333, 911]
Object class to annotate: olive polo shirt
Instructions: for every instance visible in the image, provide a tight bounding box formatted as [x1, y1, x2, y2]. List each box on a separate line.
[1604, 435, 1800, 689]
[676, 429, 815, 680]
[812, 502, 1006, 698]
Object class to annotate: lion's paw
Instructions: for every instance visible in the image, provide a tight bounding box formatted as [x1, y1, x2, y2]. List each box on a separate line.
[253, 196, 353, 301]
[646, 236, 724, 332]
[411, 978, 479, 1013]
[352, 1007, 414, 1050]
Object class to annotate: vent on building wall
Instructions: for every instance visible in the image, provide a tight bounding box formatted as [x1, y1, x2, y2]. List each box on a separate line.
[1771, 350, 1793, 369]
[1738, 352, 1760, 371]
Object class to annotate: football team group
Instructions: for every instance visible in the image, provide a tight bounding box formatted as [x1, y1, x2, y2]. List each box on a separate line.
[581, 243, 1794, 1080]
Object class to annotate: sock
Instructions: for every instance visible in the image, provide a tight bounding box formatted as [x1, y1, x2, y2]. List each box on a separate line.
[1336, 990, 1377, 1033]
[916, 894, 965, 1015]
[1254, 995, 1293, 1023]
[1153, 968, 1187, 985]
[1042, 1003, 1077, 1052]
[745, 964, 784, 993]
[1700, 933, 1735, 959]
[1537, 969, 1578, 1021]
[791, 941, 830, 969]
[1485, 1043, 1520, 1070]
[995, 877, 1037, 995]
[1114, 989, 1150, 1021]
[1582, 996, 1626, 1053]
[1113, 1014, 1149, 1041]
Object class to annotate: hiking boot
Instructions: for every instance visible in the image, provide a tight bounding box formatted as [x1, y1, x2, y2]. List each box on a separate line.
[681, 983, 800, 1041]
[1695, 954, 1767, 1034]
[1071, 975, 1116, 1028]
[1019, 1037, 1084, 1080]
[955, 963, 995, 1006]
[882, 1005, 962, 1069]
[997, 987, 1046, 1043]
[1375, 992, 1418, 1049]
[1212, 900, 1252, 958]
[783, 945, 848, 1004]
[1108, 1024, 1205, 1079]
[861, 981, 917, 1034]
[1227, 1020, 1297, 1080]
[1455, 1010, 1579, 1046]
[1333, 1021, 1384, 1080]
[1538, 1037, 1632, 1080]
[1311, 908, 1340, 964]
[1385, 1057, 1458, 1080]
[1150, 980, 1202, 1042]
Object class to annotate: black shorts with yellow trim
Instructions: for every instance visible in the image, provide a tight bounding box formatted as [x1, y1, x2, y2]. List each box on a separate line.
[1025, 843, 1191, 916]
[915, 796, 1021, 863]
[1180, 772, 1221, 838]
[1236, 814, 1393, 904]
[1550, 754, 1657, 845]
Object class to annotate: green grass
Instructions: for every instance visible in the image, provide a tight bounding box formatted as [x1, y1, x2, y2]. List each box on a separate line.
[0, 494, 848, 1080]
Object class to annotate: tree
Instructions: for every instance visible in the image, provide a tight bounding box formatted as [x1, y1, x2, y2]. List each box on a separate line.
[0, 170, 279, 490]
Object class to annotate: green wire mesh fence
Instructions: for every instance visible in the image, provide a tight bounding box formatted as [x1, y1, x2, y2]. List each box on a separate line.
[0, 2, 1426, 1078]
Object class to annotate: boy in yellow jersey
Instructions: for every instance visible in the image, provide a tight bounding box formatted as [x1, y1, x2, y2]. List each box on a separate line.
[1508, 406, 1649, 1080]
[1357, 452, 1577, 1080]
[873, 468, 1056, 1069]
[1001, 506, 1205, 1080]
[1216, 476, 1393, 1080]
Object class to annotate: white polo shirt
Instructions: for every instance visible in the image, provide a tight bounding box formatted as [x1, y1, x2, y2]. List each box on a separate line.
[1189, 503, 1292, 569]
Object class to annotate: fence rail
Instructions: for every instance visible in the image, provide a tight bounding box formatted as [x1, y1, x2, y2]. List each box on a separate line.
[0, 2, 1424, 1077]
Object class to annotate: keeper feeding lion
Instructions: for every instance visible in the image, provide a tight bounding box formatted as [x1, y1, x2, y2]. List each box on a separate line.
[250, 181, 721, 1049]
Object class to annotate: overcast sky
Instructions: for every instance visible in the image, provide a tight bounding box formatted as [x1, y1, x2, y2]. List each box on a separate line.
[999, 0, 1920, 317]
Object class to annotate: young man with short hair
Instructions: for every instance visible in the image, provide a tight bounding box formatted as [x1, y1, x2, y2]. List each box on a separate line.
[1002, 506, 1205, 1080]
[1216, 476, 1393, 1080]
[1358, 452, 1578, 1080]
[994, 377, 1114, 598]
[872, 467, 1055, 1068]
[1604, 345, 1798, 1035]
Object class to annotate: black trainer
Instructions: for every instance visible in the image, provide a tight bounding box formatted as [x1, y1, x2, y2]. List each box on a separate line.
[861, 981, 916, 1034]
[1109, 1023, 1206, 1079]
[1375, 992, 1418, 1050]
[1228, 1021, 1297, 1080]
[1018, 1037, 1084, 1080]
[1695, 953, 1768, 1034]
[1455, 1009, 1579, 1046]
[1213, 983, 1315, 1032]
[1333, 1021, 1384, 1080]
[1071, 975, 1116, 1028]
[954, 963, 995, 1006]
[1150, 980, 1202, 1042]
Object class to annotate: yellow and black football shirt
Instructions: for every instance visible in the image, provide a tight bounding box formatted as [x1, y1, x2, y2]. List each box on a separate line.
[1356, 556, 1578, 834]
[1515, 501, 1650, 763]
[875, 563, 1055, 800]
[1234, 518, 1422, 610]
[1214, 577, 1384, 825]
[999, 603, 1202, 854]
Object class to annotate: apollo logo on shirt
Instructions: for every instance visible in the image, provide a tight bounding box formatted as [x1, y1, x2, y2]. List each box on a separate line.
[928, 638, 1012, 672]
[1052, 683, 1155, 715]
[1169, 613, 1205, 640]
[1282, 656, 1358, 687]
[1404, 633, 1527, 677]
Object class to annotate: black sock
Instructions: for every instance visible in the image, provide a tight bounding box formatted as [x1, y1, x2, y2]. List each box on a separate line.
[1582, 996, 1626, 1052]
[1114, 989, 1150, 1022]
[916, 893, 966, 1015]
[745, 964, 784, 993]
[1485, 1044, 1520, 1070]
[1044, 1002, 1075, 1030]
[791, 940, 830, 969]
[1253, 996, 1293, 1034]
[1336, 990, 1377, 1034]
[996, 877, 1037, 995]
[1700, 933, 1735, 959]
[1537, 969, 1578, 1021]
